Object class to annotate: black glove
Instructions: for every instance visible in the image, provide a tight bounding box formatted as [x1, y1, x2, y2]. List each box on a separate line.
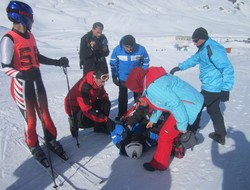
[106, 118, 116, 132]
[170, 66, 180, 75]
[112, 76, 119, 86]
[58, 57, 69, 67]
[220, 91, 230, 102]
[18, 68, 40, 82]
[68, 116, 78, 138]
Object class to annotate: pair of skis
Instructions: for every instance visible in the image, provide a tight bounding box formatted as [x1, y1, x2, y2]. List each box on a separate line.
[17, 136, 106, 189]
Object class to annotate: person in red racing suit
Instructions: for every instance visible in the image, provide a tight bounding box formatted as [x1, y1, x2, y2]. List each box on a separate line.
[0, 1, 69, 164]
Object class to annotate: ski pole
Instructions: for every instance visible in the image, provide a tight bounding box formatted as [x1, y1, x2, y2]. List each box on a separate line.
[33, 81, 58, 189]
[63, 67, 80, 147]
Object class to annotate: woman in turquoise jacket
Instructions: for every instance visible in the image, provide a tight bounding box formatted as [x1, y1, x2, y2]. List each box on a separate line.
[126, 66, 204, 171]
[170, 27, 235, 145]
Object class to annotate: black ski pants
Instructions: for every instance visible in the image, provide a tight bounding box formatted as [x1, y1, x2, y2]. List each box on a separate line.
[201, 90, 226, 137]
[118, 81, 139, 118]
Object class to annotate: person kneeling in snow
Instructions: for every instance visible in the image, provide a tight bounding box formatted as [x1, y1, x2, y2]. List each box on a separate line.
[64, 67, 115, 138]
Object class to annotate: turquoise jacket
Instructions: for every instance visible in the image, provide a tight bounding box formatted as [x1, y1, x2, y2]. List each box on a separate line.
[178, 37, 234, 92]
[144, 74, 204, 131]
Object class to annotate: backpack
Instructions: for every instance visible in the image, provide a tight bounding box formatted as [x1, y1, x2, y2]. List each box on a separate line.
[171, 136, 185, 159]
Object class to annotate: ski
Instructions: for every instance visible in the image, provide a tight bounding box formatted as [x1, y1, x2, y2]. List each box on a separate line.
[38, 135, 106, 185]
[16, 137, 75, 190]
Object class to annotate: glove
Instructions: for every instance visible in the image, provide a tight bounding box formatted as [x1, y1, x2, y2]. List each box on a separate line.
[18, 68, 40, 82]
[106, 118, 116, 132]
[68, 116, 78, 137]
[79, 61, 83, 69]
[170, 66, 180, 75]
[111, 124, 126, 149]
[220, 91, 230, 102]
[58, 57, 69, 67]
[112, 76, 119, 86]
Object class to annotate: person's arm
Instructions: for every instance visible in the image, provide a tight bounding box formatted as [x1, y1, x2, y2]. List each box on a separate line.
[0, 36, 19, 78]
[101, 35, 109, 57]
[211, 48, 235, 91]
[141, 46, 150, 69]
[38, 53, 69, 67]
[77, 82, 108, 123]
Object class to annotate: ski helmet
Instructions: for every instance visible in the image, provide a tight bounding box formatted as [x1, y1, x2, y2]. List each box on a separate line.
[6, 1, 33, 31]
[125, 141, 143, 159]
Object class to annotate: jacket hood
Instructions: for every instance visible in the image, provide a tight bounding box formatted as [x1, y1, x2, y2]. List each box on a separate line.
[125, 67, 146, 93]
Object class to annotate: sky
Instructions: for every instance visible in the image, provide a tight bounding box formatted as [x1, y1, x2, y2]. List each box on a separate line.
[0, 0, 250, 190]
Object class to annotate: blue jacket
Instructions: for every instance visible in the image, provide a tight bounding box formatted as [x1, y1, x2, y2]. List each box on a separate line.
[144, 74, 204, 131]
[110, 40, 150, 81]
[178, 37, 235, 92]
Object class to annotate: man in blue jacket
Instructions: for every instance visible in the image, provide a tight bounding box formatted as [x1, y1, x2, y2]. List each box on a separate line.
[110, 35, 150, 121]
[170, 27, 235, 145]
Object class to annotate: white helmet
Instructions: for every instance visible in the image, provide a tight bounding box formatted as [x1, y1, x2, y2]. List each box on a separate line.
[125, 141, 143, 159]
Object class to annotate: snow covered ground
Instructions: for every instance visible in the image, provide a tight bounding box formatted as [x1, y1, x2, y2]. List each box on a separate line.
[0, 0, 250, 189]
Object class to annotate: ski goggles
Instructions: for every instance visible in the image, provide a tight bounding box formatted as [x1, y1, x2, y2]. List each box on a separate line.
[94, 74, 109, 82]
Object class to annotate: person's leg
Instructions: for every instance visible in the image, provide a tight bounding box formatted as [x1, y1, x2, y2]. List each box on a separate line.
[187, 108, 203, 134]
[34, 77, 57, 143]
[202, 90, 226, 136]
[117, 83, 128, 119]
[202, 90, 226, 144]
[144, 114, 179, 171]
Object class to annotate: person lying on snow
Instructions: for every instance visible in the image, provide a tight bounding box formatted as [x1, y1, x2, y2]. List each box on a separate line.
[110, 97, 187, 160]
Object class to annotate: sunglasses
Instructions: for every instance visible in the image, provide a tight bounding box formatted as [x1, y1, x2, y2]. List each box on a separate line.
[192, 38, 199, 43]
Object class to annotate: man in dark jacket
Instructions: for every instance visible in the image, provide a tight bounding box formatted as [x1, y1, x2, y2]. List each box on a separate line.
[79, 22, 109, 75]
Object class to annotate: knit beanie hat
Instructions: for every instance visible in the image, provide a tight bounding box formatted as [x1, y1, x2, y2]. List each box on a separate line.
[93, 66, 109, 80]
[125, 67, 146, 93]
[123, 35, 136, 46]
[192, 27, 208, 40]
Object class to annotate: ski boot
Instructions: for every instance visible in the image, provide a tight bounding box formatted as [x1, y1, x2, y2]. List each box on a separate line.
[48, 139, 69, 160]
[30, 145, 50, 168]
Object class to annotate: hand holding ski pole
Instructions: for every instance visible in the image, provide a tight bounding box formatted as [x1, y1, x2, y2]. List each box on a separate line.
[63, 67, 80, 147]
[59, 57, 69, 67]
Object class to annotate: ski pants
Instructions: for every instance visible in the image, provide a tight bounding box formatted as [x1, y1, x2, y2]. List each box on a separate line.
[118, 81, 140, 118]
[201, 90, 226, 137]
[10, 74, 57, 148]
[150, 113, 179, 170]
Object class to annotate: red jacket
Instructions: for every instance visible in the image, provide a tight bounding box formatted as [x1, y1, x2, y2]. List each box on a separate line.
[64, 71, 109, 122]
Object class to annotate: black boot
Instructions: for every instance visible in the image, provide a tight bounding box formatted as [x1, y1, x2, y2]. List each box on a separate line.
[48, 140, 69, 160]
[208, 132, 225, 145]
[143, 163, 156, 172]
[30, 145, 50, 168]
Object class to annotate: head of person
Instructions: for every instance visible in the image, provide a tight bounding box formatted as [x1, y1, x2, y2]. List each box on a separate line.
[6, 1, 34, 32]
[93, 67, 109, 88]
[139, 96, 148, 107]
[192, 27, 208, 47]
[122, 35, 136, 53]
[125, 67, 147, 93]
[91, 22, 104, 39]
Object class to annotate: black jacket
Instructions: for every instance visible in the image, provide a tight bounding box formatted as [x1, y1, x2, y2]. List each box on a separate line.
[79, 31, 109, 75]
